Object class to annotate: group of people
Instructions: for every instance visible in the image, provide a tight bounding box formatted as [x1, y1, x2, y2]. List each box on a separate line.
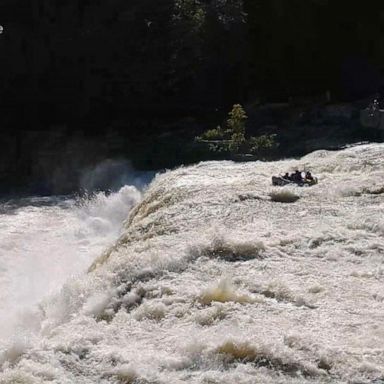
[282, 170, 314, 183]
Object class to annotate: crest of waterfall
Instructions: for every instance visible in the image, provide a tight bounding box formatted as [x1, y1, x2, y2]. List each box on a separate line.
[0, 143, 383, 383]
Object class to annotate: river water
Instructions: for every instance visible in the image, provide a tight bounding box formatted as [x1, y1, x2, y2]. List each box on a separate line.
[0, 144, 383, 383]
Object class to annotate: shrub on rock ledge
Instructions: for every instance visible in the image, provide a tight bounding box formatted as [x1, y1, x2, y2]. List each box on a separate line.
[196, 104, 278, 158]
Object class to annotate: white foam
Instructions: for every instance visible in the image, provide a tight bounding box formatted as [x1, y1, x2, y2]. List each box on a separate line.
[0, 185, 141, 340]
[1, 143, 384, 383]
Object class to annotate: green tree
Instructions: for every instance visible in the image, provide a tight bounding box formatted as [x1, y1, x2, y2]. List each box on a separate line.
[226, 103, 247, 153]
[249, 134, 278, 156]
[227, 103, 247, 134]
[196, 103, 278, 157]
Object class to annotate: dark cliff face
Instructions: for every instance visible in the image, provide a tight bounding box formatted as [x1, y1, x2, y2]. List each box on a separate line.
[244, 0, 384, 100]
[0, 0, 383, 194]
[0, 0, 246, 131]
[2, 0, 381, 130]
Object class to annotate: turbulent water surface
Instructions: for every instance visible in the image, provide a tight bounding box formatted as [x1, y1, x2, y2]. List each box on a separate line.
[0, 187, 141, 339]
[0, 144, 384, 383]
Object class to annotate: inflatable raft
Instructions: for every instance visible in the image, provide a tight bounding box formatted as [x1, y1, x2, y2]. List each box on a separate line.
[272, 176, 318, 187]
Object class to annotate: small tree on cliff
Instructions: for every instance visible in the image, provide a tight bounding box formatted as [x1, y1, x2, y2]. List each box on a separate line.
[196, 103, 278, 157]
[227, 103, 247, 135]
[197, 103, 248, 153]
[226, 104, 247, 153]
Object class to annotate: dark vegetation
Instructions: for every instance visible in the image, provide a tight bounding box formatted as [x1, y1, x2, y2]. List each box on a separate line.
[0, 0, 383, 193]
[196, 104, 278, 159]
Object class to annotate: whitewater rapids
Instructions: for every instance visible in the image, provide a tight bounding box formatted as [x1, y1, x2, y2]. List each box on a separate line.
[1, 143, 384, 383]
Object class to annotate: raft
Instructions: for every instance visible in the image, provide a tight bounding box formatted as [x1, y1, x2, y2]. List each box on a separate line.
[272, 176, 318, 187]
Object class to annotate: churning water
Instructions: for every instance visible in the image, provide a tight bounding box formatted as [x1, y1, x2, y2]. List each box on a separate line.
[0, 187, 141, 339]
[0, 144, 384, 383]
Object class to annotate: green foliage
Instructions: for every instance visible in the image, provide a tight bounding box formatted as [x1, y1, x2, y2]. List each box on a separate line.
[195, 103, 279, 158]
[228, 132, 246, 154]
[226, 103, 247, 135]
[209, 0, 247, 26]
[174, 0, 206, 32]
[197, 126, 225, 140]
[249, 134, 279, 155]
